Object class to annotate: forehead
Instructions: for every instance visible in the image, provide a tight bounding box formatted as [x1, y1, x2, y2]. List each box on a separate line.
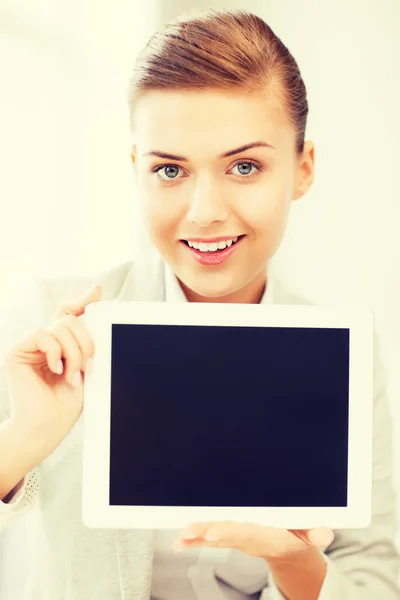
[132, 89, 294, 156]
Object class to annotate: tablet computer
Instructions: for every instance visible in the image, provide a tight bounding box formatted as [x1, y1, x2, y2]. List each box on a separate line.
[81, 301, 373, 530]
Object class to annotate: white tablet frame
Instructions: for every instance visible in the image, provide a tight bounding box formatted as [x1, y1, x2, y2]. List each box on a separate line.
[82, 301, 374, 530]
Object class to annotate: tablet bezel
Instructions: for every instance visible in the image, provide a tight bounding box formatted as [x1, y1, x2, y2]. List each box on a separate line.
[82, 301, 373, 530]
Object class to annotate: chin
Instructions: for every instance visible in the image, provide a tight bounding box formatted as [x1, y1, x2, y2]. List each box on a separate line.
[197, 287, 232, 300]
[182, 276, 242, 301]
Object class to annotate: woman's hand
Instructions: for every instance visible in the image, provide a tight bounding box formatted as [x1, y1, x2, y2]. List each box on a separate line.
[3, 285, 102, 471]
[173, 520, 334, 561]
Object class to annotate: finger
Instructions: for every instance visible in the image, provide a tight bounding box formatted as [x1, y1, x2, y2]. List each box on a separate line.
[307, 528, 334, 548]
[177, 522, 304, 552]
[180, 522, 211, 540]
[173, 522, 217, 551]
[53, 284, 102, 321]
[7, 329, 63, 375]
[290, 528, 334, 548]
[177, 521, 250, 548]
[201, 521, 259, 546]
[45, 323, 85, 387]
[288, 529, 314, 546]
[55, 314, 95, 372]
[32, 330, 64, 374]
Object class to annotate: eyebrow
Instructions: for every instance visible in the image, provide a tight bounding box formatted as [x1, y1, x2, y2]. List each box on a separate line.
[142, 141, 275, 162]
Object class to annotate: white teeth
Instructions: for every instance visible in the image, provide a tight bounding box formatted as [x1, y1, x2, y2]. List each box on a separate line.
[187, 237, 240, 252]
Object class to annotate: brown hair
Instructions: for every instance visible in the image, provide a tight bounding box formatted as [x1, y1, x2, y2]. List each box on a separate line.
[127, 8, 308, 153]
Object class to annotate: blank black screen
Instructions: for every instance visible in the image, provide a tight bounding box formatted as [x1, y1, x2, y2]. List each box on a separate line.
[109, 324, 349, 508]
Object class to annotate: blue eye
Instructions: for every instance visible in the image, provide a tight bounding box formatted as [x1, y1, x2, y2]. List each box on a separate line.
[231, 161, 259, 176]
[154, 165, 184, 180]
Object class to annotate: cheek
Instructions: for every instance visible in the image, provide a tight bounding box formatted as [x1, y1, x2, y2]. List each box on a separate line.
[236, 178, 292, 238]
[138, 180, 183, 241]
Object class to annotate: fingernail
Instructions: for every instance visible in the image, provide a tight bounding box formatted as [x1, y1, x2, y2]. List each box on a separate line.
[86, 284, 100, 296]
[182, 532, 198, 540]
[72, 371, 81, 388]
[205, 534, 219, 542]
[172, 542, 184, 552]
[325, 532, 334, 546]
[56, 360, 63, 375]
[311, 529, 334, 547]
[85, 358, 93, 375]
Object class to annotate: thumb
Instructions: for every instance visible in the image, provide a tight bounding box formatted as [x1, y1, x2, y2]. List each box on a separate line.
[290, 527, 334, 548]
[53, 284, 102, 320]
[306, 528, 334, 548]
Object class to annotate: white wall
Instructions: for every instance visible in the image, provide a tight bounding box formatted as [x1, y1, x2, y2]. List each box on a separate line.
[0, 0, 158, 292]
[0, 0, 399, 578]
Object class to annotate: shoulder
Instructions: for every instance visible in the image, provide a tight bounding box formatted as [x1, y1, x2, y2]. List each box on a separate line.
[0, 246, 164, 362]
[271, 274, 313, 307]
[44, 259, 136, 305]
[41, 244, 165, 307]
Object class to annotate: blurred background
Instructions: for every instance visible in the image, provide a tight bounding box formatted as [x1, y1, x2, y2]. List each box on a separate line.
[0, 0, 399, 591]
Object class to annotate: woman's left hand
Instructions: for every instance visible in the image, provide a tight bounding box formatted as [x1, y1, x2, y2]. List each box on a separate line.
[172, 521, 334, 562]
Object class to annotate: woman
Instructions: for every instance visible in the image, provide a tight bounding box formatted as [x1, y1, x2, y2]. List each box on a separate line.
[0, 8, 399, 600]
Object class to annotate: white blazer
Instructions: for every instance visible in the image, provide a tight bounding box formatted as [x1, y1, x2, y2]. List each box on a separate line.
[0, 245, 399, 600]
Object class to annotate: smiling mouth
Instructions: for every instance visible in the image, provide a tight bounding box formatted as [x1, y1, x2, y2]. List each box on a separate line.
[181, 235, 245, 253]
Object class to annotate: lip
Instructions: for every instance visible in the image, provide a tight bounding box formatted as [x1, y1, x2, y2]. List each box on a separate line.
[183, 235, 242, 243]
[180, 235, 245, 266]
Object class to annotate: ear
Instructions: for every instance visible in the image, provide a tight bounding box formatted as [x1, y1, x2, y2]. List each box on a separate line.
[293, 141, 315, 201]
[130, 144, 138, 180]
[130, 143, 137, 166]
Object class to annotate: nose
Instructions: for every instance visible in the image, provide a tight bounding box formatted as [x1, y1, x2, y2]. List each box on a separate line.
[186, 176, 229, 227]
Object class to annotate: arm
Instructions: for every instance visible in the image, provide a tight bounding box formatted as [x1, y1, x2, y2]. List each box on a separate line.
[267, 334, 400, 599]
[0, 421, 40, 530]
[0, 419, 33, 502]
[267, 548, 327, 600]
[0, 268, 115, 531]
[0, 279, 51, 529]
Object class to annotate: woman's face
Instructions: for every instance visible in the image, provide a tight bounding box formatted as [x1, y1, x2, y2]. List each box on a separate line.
[131, 89, 314, 302]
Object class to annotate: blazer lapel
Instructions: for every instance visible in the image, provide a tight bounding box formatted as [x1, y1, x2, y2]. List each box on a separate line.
[116, 245, 166, 303]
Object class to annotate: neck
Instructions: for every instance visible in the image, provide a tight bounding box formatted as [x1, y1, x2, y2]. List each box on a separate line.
[179, 269, 268, 304]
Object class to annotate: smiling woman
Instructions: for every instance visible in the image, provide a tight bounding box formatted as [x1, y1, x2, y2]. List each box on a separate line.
[128, 15, 314, 304]
[0, 6, 399, 600]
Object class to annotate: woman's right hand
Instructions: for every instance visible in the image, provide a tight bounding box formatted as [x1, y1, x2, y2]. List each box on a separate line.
[2, 284, 102, 471]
